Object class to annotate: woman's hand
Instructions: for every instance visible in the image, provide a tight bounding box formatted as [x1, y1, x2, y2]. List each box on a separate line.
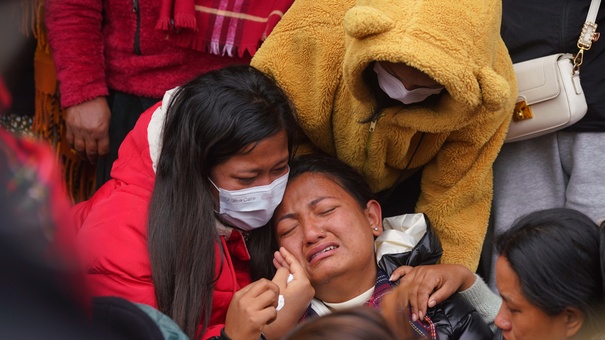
[389, 264, 476, 321]
[224, 278, 280, 340]
[263, 247, 315, 340]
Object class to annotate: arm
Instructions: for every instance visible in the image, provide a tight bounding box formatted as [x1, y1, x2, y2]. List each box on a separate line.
[45, 0, 110, 162]
[389, 265, 500, 331]
[458, 274, 501, 332]
[45, 0, 108, 108]
[417, 106, 512, 270]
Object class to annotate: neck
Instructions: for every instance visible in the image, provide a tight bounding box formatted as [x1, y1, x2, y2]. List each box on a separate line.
[313, 265, 377, 303]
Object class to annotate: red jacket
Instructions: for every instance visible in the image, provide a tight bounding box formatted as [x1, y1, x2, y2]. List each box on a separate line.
[44, 0, 250, 108]
[70, 94, 251, 338]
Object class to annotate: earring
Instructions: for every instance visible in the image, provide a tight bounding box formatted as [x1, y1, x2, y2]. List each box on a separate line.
[374, 227, 379, 231]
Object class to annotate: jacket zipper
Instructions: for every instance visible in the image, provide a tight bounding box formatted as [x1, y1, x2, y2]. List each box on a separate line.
[133, 0, 141, 55]
[362, 118, 379, 176]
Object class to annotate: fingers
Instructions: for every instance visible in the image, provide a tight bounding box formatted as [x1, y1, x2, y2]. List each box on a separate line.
[273, 250, 288, 270]
[85, 138, 99, 164]
[63, 97, 111, 163]
[279, 247, 305, 278]
[396, 267, 436, 321]
[226, 279, 281, 339]
[380, 291, 416, 339]
[390, 265, 414, 282]
[72, 135, 87, 160]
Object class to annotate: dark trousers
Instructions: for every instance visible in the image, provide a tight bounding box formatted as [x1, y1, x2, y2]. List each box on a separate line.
[96, 90, 160, 189]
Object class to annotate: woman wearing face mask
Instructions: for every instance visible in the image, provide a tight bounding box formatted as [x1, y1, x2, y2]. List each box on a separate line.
[68, 65, 314, 340]
[252, 0, 517, 271]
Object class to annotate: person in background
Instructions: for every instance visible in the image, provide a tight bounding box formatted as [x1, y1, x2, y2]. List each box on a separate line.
[282, 306, 416, 340]
[494, 208, 605, 339]
[0, 63, 91, 337]
[252, 0, 517, 271]
[67, 65, 312, 340]
[43, 0, 294, 190]
[487, 0, 605, 289]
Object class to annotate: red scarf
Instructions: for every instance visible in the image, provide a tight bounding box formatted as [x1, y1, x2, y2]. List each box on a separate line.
[156, 0, 294, 58]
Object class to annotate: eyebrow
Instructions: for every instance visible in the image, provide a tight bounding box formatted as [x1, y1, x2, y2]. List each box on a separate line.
[275, 196, 335, 223]
[236, 158, 289, 175]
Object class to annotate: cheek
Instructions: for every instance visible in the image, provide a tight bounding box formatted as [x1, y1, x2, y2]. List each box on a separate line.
[278, 236, 305, 263]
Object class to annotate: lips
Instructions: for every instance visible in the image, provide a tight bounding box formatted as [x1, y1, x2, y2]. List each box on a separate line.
[307, 243, 339, 263]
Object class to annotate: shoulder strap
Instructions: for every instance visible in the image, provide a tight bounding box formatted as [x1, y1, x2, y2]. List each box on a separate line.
[573, 0, 601, 72]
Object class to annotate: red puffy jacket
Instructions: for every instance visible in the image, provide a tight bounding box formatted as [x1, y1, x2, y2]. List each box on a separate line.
[69, 95, 251, 339]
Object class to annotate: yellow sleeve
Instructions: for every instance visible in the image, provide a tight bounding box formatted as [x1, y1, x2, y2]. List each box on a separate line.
[417, 105, 512, 271]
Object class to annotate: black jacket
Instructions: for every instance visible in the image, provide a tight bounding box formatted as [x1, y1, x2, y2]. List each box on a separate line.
[378, 214, 493, 339]
[501, 0, 605, 131]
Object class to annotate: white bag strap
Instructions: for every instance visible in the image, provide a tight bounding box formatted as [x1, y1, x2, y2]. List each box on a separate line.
[574, 0, 601, 73]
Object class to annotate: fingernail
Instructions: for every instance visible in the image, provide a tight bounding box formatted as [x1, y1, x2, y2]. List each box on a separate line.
[411, 313, 417, 322]
[418, 311, 423, 320]
[389, 274, 398, 281]
[428, 299, 436, 307]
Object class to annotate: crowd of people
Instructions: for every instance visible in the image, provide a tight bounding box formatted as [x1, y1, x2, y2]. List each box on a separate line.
[1, 0, 604, 339]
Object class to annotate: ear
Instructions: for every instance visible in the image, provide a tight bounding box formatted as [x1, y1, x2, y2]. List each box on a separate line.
[365, 199, 383, 236]
[563, 306, 584, 338]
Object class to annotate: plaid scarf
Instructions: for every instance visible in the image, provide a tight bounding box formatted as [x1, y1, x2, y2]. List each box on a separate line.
[303, 269, 437, 339]
[156, 0, 294, 57]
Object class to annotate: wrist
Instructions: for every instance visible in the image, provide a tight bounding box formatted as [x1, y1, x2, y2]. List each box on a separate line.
[460, 272, 477, 291]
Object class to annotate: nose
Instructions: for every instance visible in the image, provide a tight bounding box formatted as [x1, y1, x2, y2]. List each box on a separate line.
[494, 304, 512, 332]
[301, 218, 326, 245]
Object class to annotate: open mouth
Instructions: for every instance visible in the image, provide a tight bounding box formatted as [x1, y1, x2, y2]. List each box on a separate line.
[308, 245, 338, 262]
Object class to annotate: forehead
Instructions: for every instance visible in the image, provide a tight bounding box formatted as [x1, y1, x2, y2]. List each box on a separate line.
[283, 172, 347, 200]
[217, 130, 289, 170]
[496, 256, 524, 302]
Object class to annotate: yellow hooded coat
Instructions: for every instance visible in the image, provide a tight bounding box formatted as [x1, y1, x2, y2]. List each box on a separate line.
[252, 0, 517, 270]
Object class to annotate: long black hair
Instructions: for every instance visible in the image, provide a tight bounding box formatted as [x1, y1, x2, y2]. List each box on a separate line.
[147, 65, 298, 339]
[496, 208, 605, 336]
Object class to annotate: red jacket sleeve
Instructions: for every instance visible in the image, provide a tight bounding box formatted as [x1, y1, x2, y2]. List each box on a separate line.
[45, 0, 108, 108]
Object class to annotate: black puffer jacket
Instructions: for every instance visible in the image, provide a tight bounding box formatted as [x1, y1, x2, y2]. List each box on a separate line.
[378, 214, 493, 339]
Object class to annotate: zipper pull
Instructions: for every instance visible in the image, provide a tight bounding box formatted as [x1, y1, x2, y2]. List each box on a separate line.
[133, 0, 139, 12]
[369, 119, 377, 133]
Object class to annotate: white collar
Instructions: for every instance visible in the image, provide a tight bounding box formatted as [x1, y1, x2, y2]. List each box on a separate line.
[310, 286, 375, 316]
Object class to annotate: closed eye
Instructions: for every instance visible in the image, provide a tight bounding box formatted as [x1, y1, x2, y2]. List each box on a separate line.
[235, 176, 256, 185]
[318, 207, 337, 216]
[278, 224, 298, 238]
[272, 165, 288, 174]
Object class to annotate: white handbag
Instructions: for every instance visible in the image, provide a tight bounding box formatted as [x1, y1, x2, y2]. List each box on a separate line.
[504, 0, 601, 143]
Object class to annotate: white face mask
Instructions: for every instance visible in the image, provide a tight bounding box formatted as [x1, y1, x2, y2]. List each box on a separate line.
[210, 169, 289, 231]
[373, 62, 444, 105]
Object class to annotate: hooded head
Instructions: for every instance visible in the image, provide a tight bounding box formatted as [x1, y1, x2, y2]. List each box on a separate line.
[342, 0, 511, 111]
